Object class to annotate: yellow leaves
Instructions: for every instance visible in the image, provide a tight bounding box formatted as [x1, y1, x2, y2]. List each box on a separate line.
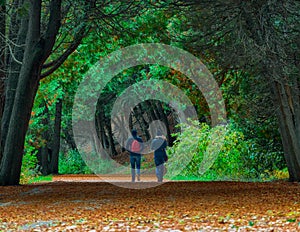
[113, 35, 119, 42]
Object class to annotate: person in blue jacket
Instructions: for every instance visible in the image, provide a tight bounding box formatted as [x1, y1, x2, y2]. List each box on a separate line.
[150, 130, 168, 182]
[126, 129, 144, 182]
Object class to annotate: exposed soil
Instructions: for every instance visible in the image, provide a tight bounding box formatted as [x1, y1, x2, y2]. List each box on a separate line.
[0, 175, 300, 231]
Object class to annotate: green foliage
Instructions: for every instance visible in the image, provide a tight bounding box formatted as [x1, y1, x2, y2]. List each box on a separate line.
[220, 69, 285, 174]
[166, 120, 286, 181]
[20, 137, 40, 184]
[59, 150, 122, 175]
[59, 150, 91, 174]
[28, 175, 53, 184]
[25, 2, 288, 181]
[243, 146, 286, 179]
[86, 157, 119, 175]
[259, 168, 289, 181]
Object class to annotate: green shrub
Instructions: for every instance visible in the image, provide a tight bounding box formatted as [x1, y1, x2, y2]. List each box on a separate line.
[166, 120, 285, 181]
[59, 149, 121, 174]
[264, 168, 289, 180]
[86, 156, 119, 174]
[28, 175, 53, 184]
[20, 137, 40, 184]
[243, 146, 285, 178]
[59, 149, 92, 174]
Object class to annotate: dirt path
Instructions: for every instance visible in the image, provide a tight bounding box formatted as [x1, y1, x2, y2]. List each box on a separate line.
[52, 174, 160, 182]
[0, 176, 299, 231]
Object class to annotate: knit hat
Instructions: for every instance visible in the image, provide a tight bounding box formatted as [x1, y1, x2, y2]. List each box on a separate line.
[131, 129, 137, 136]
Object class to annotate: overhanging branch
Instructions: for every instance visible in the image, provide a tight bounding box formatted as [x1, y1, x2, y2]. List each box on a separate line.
[40, 25, 88, 79]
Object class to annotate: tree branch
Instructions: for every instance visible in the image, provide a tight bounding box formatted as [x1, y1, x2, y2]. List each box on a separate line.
[7, 41, 22, 65]
[40, 25, 88, 79]
[42, 0, 62, 63]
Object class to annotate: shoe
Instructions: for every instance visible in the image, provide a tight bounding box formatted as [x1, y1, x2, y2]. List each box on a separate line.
[137, 175, 140, 181]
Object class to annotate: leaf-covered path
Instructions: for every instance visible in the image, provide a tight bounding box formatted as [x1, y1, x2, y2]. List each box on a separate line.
[0, 177, 300, 231]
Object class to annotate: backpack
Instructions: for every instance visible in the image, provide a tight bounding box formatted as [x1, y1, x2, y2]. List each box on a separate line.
[131, 139, 140, 153]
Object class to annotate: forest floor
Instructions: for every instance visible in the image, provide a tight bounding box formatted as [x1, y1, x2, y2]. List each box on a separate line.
[0, 175, 300, 231]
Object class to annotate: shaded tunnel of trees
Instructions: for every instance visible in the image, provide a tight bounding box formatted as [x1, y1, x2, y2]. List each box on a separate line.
[0, 0, 299, 185]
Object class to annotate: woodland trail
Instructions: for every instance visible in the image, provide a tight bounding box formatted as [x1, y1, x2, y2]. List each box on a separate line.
[0, 175, 299, 231]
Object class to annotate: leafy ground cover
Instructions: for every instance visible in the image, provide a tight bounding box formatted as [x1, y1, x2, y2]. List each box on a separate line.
[0, 176, 300, 231]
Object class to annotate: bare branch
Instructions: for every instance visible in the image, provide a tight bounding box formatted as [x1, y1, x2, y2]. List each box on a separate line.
[0, 33, 25, 48]
[7, 41, 22, 65]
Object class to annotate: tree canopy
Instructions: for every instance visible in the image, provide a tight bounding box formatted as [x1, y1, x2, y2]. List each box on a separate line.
[0, 0, 299, 185]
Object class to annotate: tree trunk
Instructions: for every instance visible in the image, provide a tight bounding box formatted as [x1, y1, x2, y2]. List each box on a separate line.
[0, 0, 44, 184]
[157, 102, 172, 144]
[1, 5, 28, 159]
[105, 118, 117, 157]
[49, 98, 62, 174]
[0, 3, 5, 113]
[146, 100, 159, 121]
[0, 58, 41, 185]
[38, 101, 50, 175]
[270, 79, 300, 181]
[62, 126, 77, 150]
[242, 2, 300, 181]
[0, 3, 6, 161]
[129, 112, 133, 131]
[0, 0, 62, 185]
[137, 104, 150, 140]
[39, 146, 50, 176]
[96, 106, 107, 149]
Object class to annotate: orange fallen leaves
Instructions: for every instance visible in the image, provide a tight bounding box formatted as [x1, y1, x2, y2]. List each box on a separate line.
[0, 179, 299, 231]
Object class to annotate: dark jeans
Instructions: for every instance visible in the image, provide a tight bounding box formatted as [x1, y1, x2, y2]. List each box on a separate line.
[156, 164, 165, 182]
[130, 155, 141, 181]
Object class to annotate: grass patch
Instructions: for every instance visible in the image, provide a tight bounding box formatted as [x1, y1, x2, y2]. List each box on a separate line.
[168, 175, 209, 181]
[28, 175, 53, 184]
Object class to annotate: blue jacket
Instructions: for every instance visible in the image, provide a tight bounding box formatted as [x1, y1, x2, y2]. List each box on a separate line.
[151, 136, 168, 166]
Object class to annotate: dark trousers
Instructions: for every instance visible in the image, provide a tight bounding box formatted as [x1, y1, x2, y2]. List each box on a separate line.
[155, 164, 165, 182]
[130, 155, 141, 181]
